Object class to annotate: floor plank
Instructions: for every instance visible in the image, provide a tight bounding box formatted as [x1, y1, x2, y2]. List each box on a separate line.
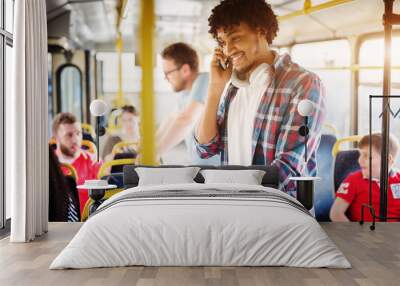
[1, 222, 399, 286]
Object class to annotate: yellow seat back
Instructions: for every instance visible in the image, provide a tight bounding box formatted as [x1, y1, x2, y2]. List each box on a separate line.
[112, 141, 140, 155]
[97, 158, 136, 179]
[81, 123, 96, 139]
[332, 135, 362, 157]
[82, 139, 97, 154]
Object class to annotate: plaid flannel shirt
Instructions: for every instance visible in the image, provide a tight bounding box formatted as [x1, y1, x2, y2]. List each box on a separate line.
[194, 53, 326, 196]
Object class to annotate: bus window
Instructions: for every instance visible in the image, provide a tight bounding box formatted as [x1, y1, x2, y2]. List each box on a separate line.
[291, 40, 351, 137]
[96, 52, 137, 94]
[58, 65, 83, 122]
[358, 37, 400, 167]
[358, 38, 400, 132]
[96, 52, 140, 127]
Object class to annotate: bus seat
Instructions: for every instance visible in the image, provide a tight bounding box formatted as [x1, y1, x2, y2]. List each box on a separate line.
[102, 172, 124, 188]
[81, 123, 96, 142]
[332, 135, 362, 157]
[81, 172, 124, 222]
[81, 139, 97, 154]
[322, 123, 338, 136]
[332, 135, 362, 192]
[82, 132, 94, 143]
[314, 134, 337, 221]
[111, 141, 140, 155]
[111, 153, 138, 173]
[333, 149, 361, 192]
[97, 158, 136, 179]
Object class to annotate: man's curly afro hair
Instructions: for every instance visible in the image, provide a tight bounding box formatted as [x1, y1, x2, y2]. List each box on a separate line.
[208, 0, 279, 45]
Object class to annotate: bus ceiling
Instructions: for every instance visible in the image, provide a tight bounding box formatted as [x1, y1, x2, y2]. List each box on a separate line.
[46, 0, 120, 50]
[46, 0, 400, 52]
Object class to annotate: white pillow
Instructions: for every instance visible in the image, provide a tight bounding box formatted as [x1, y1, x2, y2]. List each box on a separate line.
[135, 167, 200, 186]
[200, 169, 266, 185]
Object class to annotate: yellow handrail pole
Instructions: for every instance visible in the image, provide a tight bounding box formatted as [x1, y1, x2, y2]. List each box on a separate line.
[116, 31, 125, 107]
[139, 0, 156, 165]
[278, 0, 354, 22]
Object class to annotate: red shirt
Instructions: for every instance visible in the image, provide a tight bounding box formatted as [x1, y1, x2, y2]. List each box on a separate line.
[336, 170, 400, 222]
[61, 151, 102, 215]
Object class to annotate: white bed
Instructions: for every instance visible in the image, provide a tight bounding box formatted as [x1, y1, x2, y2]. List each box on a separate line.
[50, 183, 351, 269]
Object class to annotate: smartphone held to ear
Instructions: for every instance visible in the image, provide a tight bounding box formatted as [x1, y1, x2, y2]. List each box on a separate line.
[219, 58, 230, 70]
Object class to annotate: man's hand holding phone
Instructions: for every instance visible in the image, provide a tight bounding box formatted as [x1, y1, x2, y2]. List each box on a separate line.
[210, 47, 232, 90]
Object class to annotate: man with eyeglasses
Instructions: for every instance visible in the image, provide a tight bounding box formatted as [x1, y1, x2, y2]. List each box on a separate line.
[156, 42, 220, 165]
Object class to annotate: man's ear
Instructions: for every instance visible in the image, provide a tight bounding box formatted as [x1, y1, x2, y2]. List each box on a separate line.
[256, 28, 268, 46]
[256, 27, 267, 37]
[181, 63, 191, 76]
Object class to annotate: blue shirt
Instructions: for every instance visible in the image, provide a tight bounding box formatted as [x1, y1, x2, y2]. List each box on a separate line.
[178, 73, 220, 165]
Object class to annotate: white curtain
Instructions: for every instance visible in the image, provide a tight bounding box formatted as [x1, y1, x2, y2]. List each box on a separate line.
[8, 0, 48, 242]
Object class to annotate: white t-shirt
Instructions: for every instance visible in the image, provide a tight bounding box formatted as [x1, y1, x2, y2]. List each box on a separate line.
[227, 63, 272, 165]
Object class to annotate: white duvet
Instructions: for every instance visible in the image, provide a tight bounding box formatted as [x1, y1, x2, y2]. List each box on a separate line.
[50, 183, 351, 269]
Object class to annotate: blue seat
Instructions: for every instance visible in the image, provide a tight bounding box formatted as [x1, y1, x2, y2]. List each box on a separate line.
[101, 172, 124, 188]
[333, 149, 361, 192]
[110, 153, 137, 173]
[314, 134, 337, 221]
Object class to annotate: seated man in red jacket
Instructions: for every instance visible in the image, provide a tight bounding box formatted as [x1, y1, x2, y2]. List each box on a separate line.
[330, 133, 400, 222]
[52, 112, 102, 215]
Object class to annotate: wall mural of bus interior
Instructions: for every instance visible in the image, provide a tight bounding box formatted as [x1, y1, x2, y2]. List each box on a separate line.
[3, 0, 400, 278]
[39, 0, 400, 221]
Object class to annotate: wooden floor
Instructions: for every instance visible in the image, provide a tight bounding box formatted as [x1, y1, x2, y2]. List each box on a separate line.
[0, 222, 399, 286]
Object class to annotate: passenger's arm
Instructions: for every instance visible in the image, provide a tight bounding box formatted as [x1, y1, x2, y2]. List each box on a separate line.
[272, 75, 326, 195]
[101, 136, 120, 160]
[196, 84, 225, 144]
[157, 100, 204, 156]
[196, 48, 232, 144]
[156, 115, 174, 142]
[330, 198, 351, 222]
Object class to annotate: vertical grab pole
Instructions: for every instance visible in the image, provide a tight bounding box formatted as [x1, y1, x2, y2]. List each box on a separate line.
[140, 0, 156, 165]
[116, 31, 124, 107]
[96, 117, 100, 162]
[379, 0, 395, 221]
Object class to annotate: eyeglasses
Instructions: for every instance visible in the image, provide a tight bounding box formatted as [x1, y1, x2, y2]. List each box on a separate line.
[164, 65, 182, 79]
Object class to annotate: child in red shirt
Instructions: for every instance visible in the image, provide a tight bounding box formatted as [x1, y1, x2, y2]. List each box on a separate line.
[330, 133, 400, 222]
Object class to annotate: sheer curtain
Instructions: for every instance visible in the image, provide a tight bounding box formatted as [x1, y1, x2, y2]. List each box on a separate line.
[8, 0, 48, 242]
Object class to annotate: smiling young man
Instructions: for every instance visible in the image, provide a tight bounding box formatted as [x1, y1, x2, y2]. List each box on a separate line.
[195, 0, 326, 195]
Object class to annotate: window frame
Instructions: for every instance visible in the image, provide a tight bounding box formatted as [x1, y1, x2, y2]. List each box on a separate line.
[355, 31, 400, 135]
